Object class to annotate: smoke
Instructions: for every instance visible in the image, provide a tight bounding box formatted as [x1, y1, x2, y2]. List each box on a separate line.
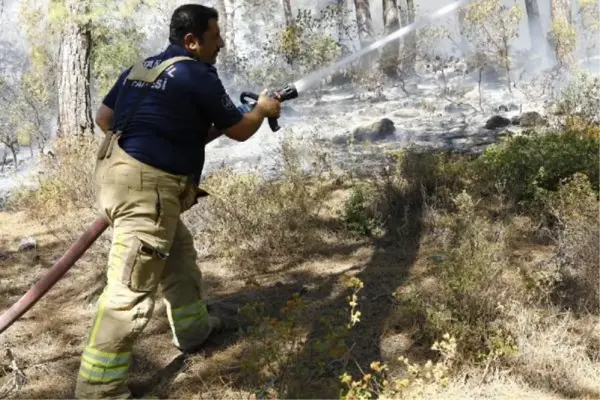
[521, 12, 555, 75]
[294, 0, 472, 93]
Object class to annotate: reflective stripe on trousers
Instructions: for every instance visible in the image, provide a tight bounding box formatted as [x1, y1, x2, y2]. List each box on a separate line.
[167, 299, 209, 347]
[79, 347, 132, 383]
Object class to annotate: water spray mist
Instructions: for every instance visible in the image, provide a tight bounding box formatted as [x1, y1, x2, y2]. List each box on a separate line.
[293, 0, 474, 93]
[226, 0, 473, 134]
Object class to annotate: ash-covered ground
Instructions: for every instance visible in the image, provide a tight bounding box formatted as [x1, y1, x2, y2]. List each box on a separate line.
[1, 54, 598, 205]
[202, 54, 600, 178]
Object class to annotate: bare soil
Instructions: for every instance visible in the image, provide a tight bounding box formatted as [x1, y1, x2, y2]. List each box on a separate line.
[0, 210, 597, 399]
[0, 209, 394, 399]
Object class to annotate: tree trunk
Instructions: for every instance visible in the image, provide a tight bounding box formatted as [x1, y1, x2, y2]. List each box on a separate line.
[224, 0, 235, 62]
[549, 0, 575, 67]
[337, 0, 347, 45]
[9, 145, 18, 169]
[405, 0, 416, 72]
[282, 0, 293, 27]
[381, 0, 399, 76]
[398, 0, 416, 73]
[216, 0, 228, 64]
[524, 0, 544, 51]
[58, 0, 93, 136]
[282, 0, 295, 65]
[458, 6, 469, 55]
[354, 0, 374, 47]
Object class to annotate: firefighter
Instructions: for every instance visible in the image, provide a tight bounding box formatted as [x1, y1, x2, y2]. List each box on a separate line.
[74, 4, 281, 399]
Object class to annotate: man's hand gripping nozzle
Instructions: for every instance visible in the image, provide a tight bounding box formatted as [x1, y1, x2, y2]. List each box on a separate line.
[239, 83, 299, 132]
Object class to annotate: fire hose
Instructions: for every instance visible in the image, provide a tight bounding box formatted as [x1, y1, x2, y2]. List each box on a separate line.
[0, 84, 299, 335]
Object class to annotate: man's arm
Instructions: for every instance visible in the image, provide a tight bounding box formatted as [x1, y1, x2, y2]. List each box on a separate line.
[95, 68, 130, 134]
[205, 103, 263, 145]
[192, 67, 279, 142]
[225, 107, 269, 142]
[96, 104, 114, 134]
[204, 113, 264, 143]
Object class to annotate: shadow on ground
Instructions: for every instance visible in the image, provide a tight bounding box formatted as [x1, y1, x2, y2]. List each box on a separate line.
[282, 182, 425, 398]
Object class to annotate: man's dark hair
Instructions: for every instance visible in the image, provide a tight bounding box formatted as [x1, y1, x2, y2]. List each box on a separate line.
[169, 4, 219, 45]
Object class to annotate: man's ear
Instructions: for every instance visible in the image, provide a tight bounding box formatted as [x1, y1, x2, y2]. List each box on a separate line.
[183, 32, 202, 49]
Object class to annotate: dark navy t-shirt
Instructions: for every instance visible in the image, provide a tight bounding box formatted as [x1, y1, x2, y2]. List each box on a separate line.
[102, 44, 243, 179]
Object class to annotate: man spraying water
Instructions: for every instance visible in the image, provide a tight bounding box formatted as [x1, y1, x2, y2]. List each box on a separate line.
[76, 4, 282, 399]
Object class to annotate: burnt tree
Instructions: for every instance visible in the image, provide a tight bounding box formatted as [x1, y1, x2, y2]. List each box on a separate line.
[524, 0, 544, 51]
[282, 0, 293, 27]
[398, 0, 416, 73]
[354, 0, 374, 47]
[381, 0, 400, 76]
[403, 0, 417, 73]
[549, 0, 575, 67]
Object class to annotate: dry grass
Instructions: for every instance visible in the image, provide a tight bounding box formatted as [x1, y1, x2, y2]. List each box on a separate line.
[7, 135, 100, 223]
[503, 304, 600, 399]
[1, 126, 599, 400]
[414, 368, 566, 399]
[184, 134, 353, 275]
[0, 210, 105, 399]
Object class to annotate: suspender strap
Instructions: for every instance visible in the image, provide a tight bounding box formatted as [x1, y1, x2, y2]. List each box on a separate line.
[110, 55, 196, 134]
[126, 56, 194, 82]
[111, 81, 150, 134]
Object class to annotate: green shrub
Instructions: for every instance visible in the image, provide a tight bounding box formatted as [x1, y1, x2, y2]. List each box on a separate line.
[400, 191, 523, 360]
[341, 184, 378, 237]
[475, 131, 599, 209]
[542, 173, 600, 313]
[556, 71, 600, 133]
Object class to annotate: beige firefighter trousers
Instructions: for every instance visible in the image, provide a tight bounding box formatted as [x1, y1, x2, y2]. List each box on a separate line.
[74, 137, 217, 399]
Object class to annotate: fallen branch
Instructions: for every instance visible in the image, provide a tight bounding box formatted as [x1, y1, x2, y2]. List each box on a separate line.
[0, 349, 27, 399]
[444, 95, 480, 114]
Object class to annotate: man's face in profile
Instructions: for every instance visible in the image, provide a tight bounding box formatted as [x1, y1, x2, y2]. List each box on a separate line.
[185, 19, 225, 64]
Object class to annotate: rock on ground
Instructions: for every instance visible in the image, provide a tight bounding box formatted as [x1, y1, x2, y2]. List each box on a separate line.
[497, 103, 520, 113]
[485, 115, 512, 130]
[349, 118, 396, 142]
[517, 111, 548, 127]
[18, 236, 37, 251]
